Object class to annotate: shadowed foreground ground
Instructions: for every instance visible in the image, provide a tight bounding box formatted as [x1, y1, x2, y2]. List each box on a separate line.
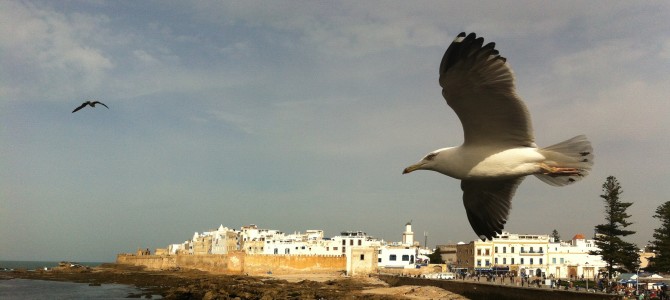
[1, 263, 467, 299]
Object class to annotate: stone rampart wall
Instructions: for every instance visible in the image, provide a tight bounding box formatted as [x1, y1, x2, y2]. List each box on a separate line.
[116, 254, 176, 270]
[116, 252, 346, 275]
[244, 254, 346, 275]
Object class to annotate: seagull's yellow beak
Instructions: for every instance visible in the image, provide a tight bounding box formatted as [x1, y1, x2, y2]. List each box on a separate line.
[403, 163, 423, 174]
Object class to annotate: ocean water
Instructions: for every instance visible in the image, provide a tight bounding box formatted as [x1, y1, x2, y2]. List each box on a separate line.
[0, 260, 106, 270]
[0, 261, 160, 299]
[0, 278, 148, 299]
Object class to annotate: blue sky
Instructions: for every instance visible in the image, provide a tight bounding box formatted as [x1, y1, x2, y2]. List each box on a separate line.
[2, 1, 669, 262]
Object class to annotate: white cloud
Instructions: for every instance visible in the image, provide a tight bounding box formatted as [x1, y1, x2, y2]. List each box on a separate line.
[0, 1, 114, 101]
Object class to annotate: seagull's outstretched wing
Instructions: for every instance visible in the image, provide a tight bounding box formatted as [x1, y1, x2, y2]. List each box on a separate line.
[439, 32, 534, 147]
[93, 101, 109, 109]
[72, 102, 88, 113]
[461, 178, 523, 241]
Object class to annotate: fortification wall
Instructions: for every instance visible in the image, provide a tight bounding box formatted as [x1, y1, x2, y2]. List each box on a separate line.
[116, 252, 346, 275]
[175, 254, 231, 273]
[243, 254, 346, 275]
[116, 254, 176, 270]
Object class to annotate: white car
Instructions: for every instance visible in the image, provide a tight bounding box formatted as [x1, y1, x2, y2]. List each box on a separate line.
[438, 272, 455, 280]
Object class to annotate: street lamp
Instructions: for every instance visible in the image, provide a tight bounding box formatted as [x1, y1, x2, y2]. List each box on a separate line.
[636, 258, 641, 295]
[585, 262, 589, 292]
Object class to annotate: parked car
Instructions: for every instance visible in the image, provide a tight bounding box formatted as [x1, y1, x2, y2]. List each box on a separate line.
[438, 272, 455, 280]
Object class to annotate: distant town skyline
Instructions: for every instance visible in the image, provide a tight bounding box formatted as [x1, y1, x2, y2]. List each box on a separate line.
[2, 1, 669, 262]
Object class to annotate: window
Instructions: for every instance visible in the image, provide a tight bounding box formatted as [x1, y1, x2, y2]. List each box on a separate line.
[495, 258, 498, 264]
[539, 247, 543, 253]
[485, 260, 490, 266]
[530, 258, 534, 265]
[342, 240, 346, 245]
[495, 246, 498, 253]
[402, 255, 410, 261]
[360, 254, 365, 260]
[521, 247, 524, 253]
[521, 258, 524, 264]
[477, 249, 481, 256]
[390, 254, 397, 261]
[485, 249, 490, 256]
[350, 240, 354, 246]
[539, 258, 543, 265]
[560, 258, 564, 264]
[358, 240, 362, 246]
[552, 258, 556, 264]
[334, 247, 338, 251]
[511, 247, 515, 253]
[477, 260, 481, 267]
[511, 258, 515, 264]
[503, 258, 507, 264]
[378, 258, 381, 263]
[503, 247, 506, 253]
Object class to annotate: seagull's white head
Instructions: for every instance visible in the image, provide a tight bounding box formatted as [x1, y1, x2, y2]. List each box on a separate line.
[403, 148, 453, 174]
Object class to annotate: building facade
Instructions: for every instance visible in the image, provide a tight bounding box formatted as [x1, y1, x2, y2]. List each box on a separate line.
[455, 232, 607, 279]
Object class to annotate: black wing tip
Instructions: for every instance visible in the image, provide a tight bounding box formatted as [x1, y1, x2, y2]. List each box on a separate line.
[439, 32, 507, 75]
[478, 229, 504, 241]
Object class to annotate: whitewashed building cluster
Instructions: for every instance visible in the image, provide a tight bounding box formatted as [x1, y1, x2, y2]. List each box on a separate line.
[161, 222, 430, 270]
[455, 231, 606, 279]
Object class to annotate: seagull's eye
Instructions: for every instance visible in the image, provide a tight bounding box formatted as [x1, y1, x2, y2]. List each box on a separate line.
[425, 153, 438, 161]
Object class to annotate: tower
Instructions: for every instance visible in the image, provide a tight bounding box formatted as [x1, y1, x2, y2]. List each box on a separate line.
[402, 221, 414, 246]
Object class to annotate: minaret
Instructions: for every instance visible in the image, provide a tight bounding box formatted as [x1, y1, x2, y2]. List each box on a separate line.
[402, 221, 414, 246]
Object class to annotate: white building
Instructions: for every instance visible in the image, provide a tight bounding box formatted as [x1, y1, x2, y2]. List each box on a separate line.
[210, 225, 238, 254]
[378, 245, 419, 269]
[263, 230, 383, 256]
[546, 234, 605, 279]
[456, 231, 606, 279]
[159, 222, 430, 273]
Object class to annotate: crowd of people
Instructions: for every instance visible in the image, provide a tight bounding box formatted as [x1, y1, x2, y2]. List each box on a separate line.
[450, 271, 669, 299]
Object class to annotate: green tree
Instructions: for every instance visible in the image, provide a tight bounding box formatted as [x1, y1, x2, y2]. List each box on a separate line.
[590, 176, 639, 277]
[550, 229, 561, 242]
[428, 248, 444, 264]
[648, 201, 670, 273]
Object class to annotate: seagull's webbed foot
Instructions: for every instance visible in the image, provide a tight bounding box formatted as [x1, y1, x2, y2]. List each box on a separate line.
[539, 164, 583, 178]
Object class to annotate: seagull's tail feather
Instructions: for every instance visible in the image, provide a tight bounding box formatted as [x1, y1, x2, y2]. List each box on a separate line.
[535, 135, 594, 186]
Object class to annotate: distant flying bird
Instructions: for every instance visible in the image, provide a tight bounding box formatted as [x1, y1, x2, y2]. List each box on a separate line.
[403, 32, 594, 241]
[72, 100, 109, 113]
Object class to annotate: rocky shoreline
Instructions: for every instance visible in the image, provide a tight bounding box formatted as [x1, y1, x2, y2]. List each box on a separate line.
[1, 263, 466, 299]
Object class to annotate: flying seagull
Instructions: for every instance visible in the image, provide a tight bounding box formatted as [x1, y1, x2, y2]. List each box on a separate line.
[403, 32, 594, 241]
[72, 100, 109, 113]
